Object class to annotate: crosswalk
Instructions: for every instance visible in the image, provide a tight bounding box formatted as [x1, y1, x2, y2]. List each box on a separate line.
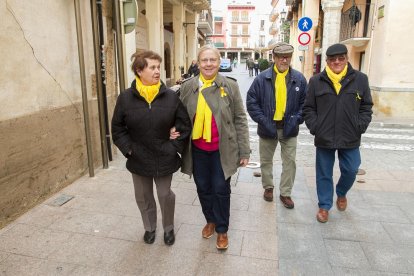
[247, 119, 414, 152]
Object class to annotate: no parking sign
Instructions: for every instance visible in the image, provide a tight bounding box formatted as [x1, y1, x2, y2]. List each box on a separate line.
[298, 32, 311, 46]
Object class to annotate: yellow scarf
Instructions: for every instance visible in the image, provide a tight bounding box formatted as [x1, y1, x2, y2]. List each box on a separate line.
[192, 74, 216, 142]
[135, 76, 161, 103]
[326, 64, 348, 94]
[273, 65, 289, 121]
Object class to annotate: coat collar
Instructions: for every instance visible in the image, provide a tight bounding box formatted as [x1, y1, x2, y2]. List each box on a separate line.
[130, 79, 167, 99]
[187, 73, 228, 93]
[320, 62, 356, 88]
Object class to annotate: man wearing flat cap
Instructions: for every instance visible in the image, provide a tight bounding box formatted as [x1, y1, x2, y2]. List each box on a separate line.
[246, 42, 307, 208]
[303, 43, 373, 223]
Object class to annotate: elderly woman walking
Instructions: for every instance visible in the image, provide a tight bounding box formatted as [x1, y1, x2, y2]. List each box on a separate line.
[112, 50, 191, 245]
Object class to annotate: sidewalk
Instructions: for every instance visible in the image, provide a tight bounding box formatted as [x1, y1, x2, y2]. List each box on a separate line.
[1, 147, 414, 275]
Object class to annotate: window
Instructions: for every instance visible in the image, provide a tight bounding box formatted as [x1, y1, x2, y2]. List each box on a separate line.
[232, 25, 238, 35]
[242, 37, 249, 47]
[259, 35, 265, 47]
[241, 11, 249, 21]
[231, 38, 237, 47]
[260, 20, 265, 31]
[242, 25, 248, 35]
[232, 11, 239, 22]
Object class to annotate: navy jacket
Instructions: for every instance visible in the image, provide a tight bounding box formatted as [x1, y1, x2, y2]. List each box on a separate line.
[246, 66, 307, 138]
[111, 81, 192, 177]
[303, 63, 373, 149]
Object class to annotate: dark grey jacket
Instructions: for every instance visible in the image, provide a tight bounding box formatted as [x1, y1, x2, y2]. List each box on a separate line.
[303, 63, 373, 149]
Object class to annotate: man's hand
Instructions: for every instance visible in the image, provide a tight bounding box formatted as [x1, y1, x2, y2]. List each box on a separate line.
[170, 127, 181, 140]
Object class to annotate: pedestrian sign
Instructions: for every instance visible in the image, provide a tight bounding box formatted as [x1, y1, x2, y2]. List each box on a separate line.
[298, 17, 313, 32]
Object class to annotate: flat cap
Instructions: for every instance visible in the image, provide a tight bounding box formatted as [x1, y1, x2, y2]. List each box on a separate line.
[326, 43, 348, 56]
[272, 42, 294, 55]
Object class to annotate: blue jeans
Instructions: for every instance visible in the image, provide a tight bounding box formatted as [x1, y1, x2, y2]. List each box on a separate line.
[192, 146, 231, 233]
[316, 147, 361, 210]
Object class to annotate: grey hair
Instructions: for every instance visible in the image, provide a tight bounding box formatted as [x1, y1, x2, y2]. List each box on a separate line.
[197, 45, 221, 61]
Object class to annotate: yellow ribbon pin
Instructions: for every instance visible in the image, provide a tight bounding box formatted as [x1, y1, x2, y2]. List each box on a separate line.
[220, 87, 227, 97]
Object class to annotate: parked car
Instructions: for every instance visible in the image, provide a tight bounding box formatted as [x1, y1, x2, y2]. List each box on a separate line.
[219, 58, 232, 72]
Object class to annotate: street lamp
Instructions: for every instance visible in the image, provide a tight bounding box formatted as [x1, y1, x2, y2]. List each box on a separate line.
[280, 9, 287, 42]
[280, 9, 286, 22]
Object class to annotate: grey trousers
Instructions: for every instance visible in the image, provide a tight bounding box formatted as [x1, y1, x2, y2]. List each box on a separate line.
[132, 173, 175, 232]
[259, 129, 297, 196]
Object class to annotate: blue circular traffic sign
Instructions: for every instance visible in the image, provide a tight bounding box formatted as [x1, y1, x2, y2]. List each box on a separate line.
[298, 17, 313, 32]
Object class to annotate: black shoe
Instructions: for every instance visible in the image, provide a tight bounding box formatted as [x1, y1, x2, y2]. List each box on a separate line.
[143, 230, 156, 244]
[164, 230, 175, 246]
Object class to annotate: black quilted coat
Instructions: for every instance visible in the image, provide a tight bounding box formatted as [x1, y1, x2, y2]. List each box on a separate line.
[111, 80, 192, 177]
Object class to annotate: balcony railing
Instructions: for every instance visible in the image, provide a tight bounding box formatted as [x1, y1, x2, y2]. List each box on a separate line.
[340, 4, 370, 44]
[269, 9, 279, 22]
[198, 10, 213, 34]
[269, 22, 278, 35]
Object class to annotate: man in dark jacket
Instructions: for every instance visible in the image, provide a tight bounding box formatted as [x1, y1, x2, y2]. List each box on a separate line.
[188, 60, 200, 77]
[303, 43, 373, 223]
[246, 42, 307, 208]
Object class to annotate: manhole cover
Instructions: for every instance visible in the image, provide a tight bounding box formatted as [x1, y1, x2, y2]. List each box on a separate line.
[47, 194, 74, 206]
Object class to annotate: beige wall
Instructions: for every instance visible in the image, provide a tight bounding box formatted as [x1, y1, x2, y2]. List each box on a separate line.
[0, 0, 116, 227]
[367, 0, 414, 117]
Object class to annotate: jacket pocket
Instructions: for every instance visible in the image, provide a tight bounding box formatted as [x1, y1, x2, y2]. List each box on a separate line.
[284, 115, 299, 137]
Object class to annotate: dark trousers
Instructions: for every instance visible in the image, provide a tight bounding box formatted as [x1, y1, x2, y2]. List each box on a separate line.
[192, 146, 231, 233]
[315, 147, 361, 210]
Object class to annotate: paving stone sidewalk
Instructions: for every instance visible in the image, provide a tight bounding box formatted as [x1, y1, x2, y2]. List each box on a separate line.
[1, 123, 414, 275]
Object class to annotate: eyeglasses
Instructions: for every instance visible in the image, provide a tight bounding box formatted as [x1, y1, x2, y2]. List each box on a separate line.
[200, 58, 218, 64]
[275, 55, 292, 61]
[327, 55, 346, 62]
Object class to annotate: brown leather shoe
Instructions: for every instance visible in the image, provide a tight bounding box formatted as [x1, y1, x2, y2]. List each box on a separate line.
[316, 208, 329, 223]
[336, 196, 347, 211]
[202, 223, 215, 239]
[263, 188, 274, 202]
[216, 233, 228, 250]
[279, 195, 294, 209]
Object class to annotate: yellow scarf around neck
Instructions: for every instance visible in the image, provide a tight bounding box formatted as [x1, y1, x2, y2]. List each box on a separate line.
[326, 64, 348, 94]
[192, 74, 216, 142]
[273, 65, 289, 121]
[135, 76, 161, 103]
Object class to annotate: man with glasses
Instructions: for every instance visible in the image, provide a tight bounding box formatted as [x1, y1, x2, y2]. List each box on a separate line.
[246, 42, 307, 208]
[303, 43, 373, 223]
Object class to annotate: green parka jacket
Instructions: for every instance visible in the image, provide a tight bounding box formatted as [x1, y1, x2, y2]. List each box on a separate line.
[179, 74, 251, 180]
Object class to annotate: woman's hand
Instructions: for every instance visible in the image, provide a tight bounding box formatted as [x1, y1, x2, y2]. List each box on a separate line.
[239, 158, 249, 167]
[169, 127, 181, 140]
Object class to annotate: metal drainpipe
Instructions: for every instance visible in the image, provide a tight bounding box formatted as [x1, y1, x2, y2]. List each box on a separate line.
[90, 0, 109, 168]
[114, 0, 126, 92]
[97, 0, 113, 161]
[74, 0, 95, 177]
